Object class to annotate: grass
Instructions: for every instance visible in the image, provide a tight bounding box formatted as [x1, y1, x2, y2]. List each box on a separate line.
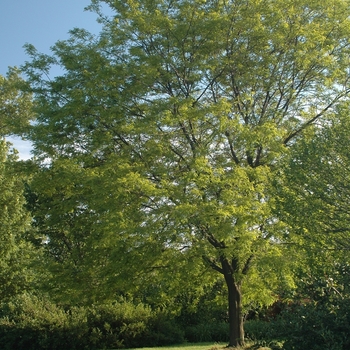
[125, 343, 224, 350]
[125, 343, 225, 350]
[124, 341, 283, 350]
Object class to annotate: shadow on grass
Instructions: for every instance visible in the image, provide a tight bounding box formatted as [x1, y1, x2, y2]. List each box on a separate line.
[124, 340, 283, 350]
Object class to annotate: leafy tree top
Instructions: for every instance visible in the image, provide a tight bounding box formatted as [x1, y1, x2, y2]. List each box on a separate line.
[0, 69, 34, 137]
[21, 0, 350, 344]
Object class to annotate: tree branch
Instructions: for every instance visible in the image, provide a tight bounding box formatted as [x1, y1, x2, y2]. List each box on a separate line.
[283, 91, 350, 145]
[202, 255, 224, 274]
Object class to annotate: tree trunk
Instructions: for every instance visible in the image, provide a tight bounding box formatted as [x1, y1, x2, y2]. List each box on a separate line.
[222, 258, 245, 347]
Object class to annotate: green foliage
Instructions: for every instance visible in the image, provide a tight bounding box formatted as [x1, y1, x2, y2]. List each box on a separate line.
[282, 261, 350, 349]
[269, 301, 350, 350]
[0, 293, 89, 350]
[184, 323, 229, 343]
[174, 282, 229, 343]
[274, 105, 350, 257]
[0, 294, 185, 350]
[87, 301, 151, 349]
[86, 300, 184, 348]
[244, 320, 273, 343]
[244, 261, 350, 350]
[145, 312, 185, 347]
[0, 66, 38, 303]
[270, 105, 350, 349]
[0, 141, 37, 301]
[20, 0, 350, 345]
[0, 69, 34, 137]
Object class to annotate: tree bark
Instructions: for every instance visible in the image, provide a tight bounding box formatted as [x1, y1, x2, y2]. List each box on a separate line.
[221, 258, 245, 347]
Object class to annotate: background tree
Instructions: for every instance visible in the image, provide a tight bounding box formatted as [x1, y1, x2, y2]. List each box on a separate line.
[0, 140, 37, 301]
[0, 69, 34, 137]
[0, 72, 38, 301]
[271, 113, 350, 348]
[274, 102, 350, 294]
[275, 105, 350, 250]
[23, 0, 350, 346]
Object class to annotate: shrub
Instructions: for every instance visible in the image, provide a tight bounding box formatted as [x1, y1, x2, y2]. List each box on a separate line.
[184, 322, 229, 343]
[0, 293, 89, 350]
[86, 301, 153, 349]
[269, 301, 350, 350]
[145, 311, 185, 346]
[244, 319, 273, 342]
[0, 293, 185, 349]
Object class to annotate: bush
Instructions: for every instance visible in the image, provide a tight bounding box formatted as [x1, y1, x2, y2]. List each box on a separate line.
[184, 322, 229, 343]
[174, 283, 229, 343]
[145, 312, 185, 346]
[86, 301, 153, 349]
[269, 301, 350, 350]
[245, 319, 273, 342]
[0, 293, 89, 350]
[0, 293, 185, 350]
[244, 300, 350, 350]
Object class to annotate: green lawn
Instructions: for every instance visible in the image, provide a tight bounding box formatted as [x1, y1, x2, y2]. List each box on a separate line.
[125, 343, 226, 350]
[124, 342, 279, 350]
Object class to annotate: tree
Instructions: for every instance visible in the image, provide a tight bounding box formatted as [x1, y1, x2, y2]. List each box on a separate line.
[274, 104, 350, 290]
[275, 107, 350, 249]
[23, 0, 350, 346]
[271, 111, 350, 349]
[0, 69, 34, 137]
[0, 72, 38, 301]
[0, 140, 36, 301]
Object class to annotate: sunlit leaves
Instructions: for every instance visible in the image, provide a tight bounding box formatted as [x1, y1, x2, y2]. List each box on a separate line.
[275, 105, 350, 250]
[22, 0, 350, 310]
[0, 70, 34, 137]
[0, 141, 36, 300]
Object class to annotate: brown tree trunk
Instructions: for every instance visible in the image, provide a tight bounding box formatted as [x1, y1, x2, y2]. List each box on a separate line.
[222, 258, 245, 347]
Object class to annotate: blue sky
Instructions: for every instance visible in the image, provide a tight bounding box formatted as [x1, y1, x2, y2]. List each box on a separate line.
[0, 0, 108, 159]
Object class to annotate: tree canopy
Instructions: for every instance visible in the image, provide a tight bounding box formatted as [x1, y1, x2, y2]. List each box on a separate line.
[22, 0, 350, 346]
[0, 73, 37, 301]
[275, 104, 350, 263]
[0, 70, 34, 137]
[0, 140, 36, 301]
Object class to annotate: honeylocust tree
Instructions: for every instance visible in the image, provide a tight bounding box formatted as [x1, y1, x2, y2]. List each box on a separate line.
[23, 0, 350, 346]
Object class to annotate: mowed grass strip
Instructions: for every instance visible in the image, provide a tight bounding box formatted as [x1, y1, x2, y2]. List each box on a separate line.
[124, 341, 280, 350]
[125, 343, 226, 350]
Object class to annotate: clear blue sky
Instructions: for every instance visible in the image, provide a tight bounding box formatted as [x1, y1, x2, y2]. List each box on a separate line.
[0, 0, 108, 159]
[0, 0, 105, 75]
